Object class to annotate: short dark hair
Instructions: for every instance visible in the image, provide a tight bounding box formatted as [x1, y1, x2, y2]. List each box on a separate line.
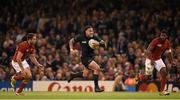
[27, 33, 35, 40]
[83, 25, 93, 34]
[161, 29, 167, 34]
[22, 33, 36, 41]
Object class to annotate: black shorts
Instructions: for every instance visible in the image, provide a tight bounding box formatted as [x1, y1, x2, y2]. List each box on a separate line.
[81, 56, 94, 70]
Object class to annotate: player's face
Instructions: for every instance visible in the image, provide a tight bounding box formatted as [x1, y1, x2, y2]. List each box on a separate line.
[85, 28, 94, 37]
[31, 35, 37, 45]
[160, 32, 167, 41]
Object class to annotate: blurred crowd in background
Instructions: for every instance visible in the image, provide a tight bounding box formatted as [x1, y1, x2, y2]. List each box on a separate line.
[0, 0, 179, 83]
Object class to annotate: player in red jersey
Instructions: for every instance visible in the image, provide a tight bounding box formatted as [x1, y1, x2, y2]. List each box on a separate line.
[11, 33, 43, 95]
[137, 30, 174, 95]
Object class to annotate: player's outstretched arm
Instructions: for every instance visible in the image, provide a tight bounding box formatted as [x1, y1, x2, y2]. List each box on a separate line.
[30, 54, 43, 67]
[69, 38, 79, 56]
[146, 44, 154, 59]
[166, 49, 175, 66]
[69, 38, 75, 52]
[93, 35, 107, 48]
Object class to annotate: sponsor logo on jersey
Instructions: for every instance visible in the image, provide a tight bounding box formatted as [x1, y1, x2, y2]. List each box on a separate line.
[157, 44, 162, 47]
[82, 41, 87, 43]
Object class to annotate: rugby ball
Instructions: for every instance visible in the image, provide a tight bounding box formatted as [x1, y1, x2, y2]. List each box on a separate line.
[88, 39, 99, 49]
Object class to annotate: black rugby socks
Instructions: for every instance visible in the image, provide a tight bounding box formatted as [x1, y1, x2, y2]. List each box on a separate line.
[93, 74, 99, 88]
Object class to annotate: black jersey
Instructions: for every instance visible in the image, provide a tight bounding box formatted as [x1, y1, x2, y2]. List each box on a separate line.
[74, 34, 101, 58]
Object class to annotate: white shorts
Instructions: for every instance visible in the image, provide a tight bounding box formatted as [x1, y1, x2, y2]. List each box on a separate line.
[11, 60, 30, 73]
[145, 58, 166, 75]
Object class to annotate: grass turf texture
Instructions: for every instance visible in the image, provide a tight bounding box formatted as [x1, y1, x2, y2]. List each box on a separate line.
[0, 92, 179, 99]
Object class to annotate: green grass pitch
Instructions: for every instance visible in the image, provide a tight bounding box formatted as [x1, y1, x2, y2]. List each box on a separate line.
[0, 91, 179, 100]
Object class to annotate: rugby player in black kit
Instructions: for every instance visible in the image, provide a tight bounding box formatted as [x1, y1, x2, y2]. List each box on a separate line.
[68, 25, 106, 92]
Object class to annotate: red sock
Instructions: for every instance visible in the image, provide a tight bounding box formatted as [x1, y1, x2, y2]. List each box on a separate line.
[17, 82, 27, 93]
[13, 75, 24, 80]
[160, 75, 167, 92]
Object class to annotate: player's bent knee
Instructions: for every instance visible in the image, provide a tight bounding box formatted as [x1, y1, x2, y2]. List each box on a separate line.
[93, 68, 101, 75]
[28, 74, 32, 79]
[95, 67, 101, 73]
[23, 73, 31, 84]
[24, 72, 32, 80]
[24, 75, 32, 80]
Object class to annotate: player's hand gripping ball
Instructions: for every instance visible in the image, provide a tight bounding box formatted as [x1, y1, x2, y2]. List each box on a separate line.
[88, 39, 99, 49]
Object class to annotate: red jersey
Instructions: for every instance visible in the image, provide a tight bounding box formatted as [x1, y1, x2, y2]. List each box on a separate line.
[148, 38, 170, 60]
[12, 41, 35, 62]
